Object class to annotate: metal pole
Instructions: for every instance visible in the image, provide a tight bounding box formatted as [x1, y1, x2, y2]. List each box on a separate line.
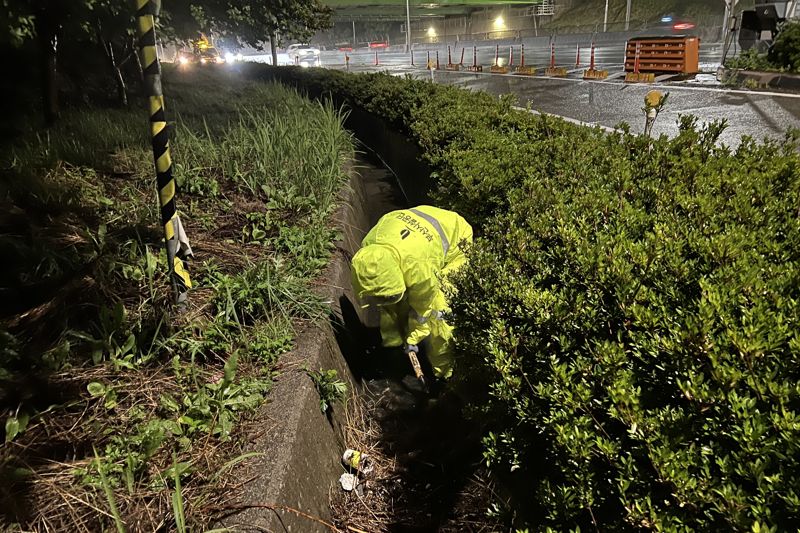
[405, 0, 412, 53]
[352, 20, 356, 47]
[721, 0, 740, 63]
[604, 0, 609, 32]
[625, 0, 632, 31]
[132, 0, 192, 306]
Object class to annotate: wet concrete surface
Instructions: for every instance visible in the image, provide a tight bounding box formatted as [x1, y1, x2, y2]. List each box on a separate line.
[321, 41, 724, 72]
[310, 39, 800, 147]
[408, 69, 800, 145]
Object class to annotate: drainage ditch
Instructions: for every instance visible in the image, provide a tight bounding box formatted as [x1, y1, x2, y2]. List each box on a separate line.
[223, 66, 506, 532]
[328, 137, 504, 531]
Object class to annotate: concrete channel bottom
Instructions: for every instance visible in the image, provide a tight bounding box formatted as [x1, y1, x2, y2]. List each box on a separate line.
[217, 153, 487, 532]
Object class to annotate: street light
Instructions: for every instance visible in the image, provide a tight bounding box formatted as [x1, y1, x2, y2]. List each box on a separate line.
[405, 0, 411, 53]
[625, 0, 632, 31]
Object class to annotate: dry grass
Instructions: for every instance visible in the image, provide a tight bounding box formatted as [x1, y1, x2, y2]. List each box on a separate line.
[331, 385, 507, 532]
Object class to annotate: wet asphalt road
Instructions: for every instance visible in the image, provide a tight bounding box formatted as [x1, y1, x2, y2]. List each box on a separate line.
[314, 42, 800, 147]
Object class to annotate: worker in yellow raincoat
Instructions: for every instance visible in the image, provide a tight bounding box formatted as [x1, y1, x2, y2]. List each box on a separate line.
[351, 206, 473, 379]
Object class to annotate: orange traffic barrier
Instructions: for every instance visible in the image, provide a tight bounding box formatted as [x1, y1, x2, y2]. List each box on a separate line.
[583, 41, 608, 79]
[490, 44, 508, 73]
[625, 36, 700, 75]
[467, 46, 483, 72]
[446, 45, 460, 70]
[515, 44, 536, 75]
[545, 43, 567, 77]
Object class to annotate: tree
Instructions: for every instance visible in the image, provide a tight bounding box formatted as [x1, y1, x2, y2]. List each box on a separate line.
[173, 0, 333, 66]
[86, 0, 139, 107]
[1, 0, 138, 121]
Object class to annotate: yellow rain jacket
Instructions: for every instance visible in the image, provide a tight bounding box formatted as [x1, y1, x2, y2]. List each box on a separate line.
[351, 206, 473, 378]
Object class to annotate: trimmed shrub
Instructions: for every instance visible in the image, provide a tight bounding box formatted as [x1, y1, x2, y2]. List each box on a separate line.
[451, 121, 800, 531]
[769, 20, 800, 73]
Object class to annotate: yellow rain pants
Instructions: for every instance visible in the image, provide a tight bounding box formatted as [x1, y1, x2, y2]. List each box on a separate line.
[351, 206, 473, 379]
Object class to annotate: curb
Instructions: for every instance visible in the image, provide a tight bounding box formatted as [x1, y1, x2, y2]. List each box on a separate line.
[717, 67, 800, 92]
[216, 170, 371, 532]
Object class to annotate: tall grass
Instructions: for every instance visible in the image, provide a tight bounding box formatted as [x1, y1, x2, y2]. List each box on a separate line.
[1, 70, 356, 532]
[2, 108, 148, 173]
[173, 83, 353, 213]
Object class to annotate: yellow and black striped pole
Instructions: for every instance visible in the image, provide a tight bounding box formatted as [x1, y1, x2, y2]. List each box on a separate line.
[133, 0, 193, 305]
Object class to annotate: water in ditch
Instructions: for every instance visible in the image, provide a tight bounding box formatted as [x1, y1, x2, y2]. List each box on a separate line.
[331, 151, 506, 532]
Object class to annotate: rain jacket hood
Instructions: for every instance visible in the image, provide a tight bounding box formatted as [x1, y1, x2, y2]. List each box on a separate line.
[350, 206, 473, 378]
[351, 244, 405, 302]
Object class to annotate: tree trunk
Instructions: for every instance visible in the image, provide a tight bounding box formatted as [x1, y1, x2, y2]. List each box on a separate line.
[36, 14, 59, 125]
[269, 31, 278, 66]
[132, 34, 144, 79]
[95, 22, 128, 107]
[110, 45, 128, 108]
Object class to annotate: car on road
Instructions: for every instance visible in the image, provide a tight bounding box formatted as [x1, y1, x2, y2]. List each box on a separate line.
[176, 46, 225, 66]
[286, 43, 321, 67]
[657, 14, 696, 34]
[197, 46, 225, 64]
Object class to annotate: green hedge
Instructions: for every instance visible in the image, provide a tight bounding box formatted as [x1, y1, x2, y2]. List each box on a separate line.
[253, 66, 800, 531]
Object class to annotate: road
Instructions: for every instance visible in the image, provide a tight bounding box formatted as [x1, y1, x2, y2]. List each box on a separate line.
[313, 42, 800, 147]
[322, 41, 724, 72]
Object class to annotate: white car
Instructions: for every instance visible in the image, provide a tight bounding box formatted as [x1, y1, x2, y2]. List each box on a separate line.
[286, 44, 321, 67]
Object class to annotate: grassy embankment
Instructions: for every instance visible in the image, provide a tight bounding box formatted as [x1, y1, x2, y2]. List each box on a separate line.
[0, 67, 353, 531]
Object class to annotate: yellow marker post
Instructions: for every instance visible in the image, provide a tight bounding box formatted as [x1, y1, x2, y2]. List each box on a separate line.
[643, 90, 668, 138]
[133, 0, 193, 305]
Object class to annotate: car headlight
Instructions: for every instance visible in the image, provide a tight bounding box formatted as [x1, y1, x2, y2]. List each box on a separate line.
[225, 52, 235, 63]
[216, 56, 225, 64]
[179, 56, 189, 65]
[200, 58, 207, 64]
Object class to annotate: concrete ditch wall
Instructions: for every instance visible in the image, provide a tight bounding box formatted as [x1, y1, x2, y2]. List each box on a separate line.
[717, 67, 800, 92]
[218, 170, 373, 532]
